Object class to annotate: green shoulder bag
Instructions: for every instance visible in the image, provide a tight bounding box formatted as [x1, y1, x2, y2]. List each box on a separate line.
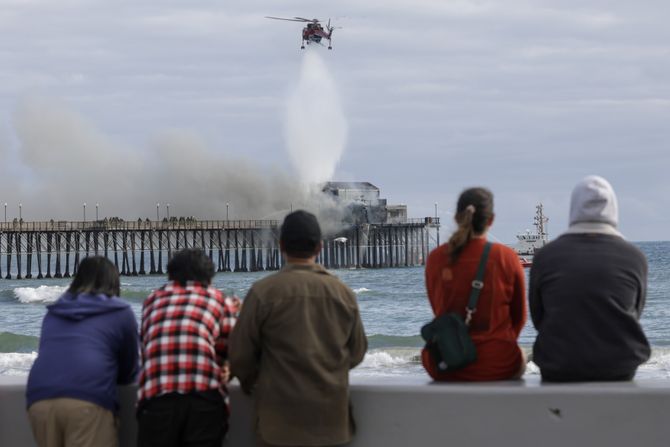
[421, 242, 492, 372]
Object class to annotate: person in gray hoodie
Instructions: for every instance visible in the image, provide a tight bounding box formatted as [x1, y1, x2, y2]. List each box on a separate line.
[529, 175, 650, 381]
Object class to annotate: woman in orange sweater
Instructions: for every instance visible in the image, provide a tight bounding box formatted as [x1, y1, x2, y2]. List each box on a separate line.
[422, 187, 527, 381]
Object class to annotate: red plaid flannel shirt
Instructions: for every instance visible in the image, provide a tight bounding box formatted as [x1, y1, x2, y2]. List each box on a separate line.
[138, 281, 237, 405]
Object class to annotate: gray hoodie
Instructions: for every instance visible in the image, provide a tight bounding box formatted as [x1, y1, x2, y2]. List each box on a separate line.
[529, 176, 650, 381]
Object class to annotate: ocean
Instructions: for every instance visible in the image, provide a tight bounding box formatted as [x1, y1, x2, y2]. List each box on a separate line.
[1, 241, 669, 379]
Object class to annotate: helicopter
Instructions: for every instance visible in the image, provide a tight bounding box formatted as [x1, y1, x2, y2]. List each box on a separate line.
[265, 16, 338, 50]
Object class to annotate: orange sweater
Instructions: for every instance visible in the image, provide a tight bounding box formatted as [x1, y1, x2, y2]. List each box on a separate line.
[422, 238, 526, 381]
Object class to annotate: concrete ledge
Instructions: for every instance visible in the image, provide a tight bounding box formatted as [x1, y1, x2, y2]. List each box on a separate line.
[2, 376, 670, 446]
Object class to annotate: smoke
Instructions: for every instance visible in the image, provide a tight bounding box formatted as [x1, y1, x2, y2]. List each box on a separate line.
[6, 96, 313, 221]
[4, 95, 349, 233]
[285, 50, 348, 185]
[3, 53, 352, 232]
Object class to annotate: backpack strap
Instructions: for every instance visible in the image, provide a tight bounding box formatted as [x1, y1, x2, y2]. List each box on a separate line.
[465, 241, 492, 325]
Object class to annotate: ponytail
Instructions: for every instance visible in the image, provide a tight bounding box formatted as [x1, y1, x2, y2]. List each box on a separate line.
[447, 188, 494, 263]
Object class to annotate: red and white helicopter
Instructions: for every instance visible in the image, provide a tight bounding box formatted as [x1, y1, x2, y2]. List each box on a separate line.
[266, 16, 339, 50]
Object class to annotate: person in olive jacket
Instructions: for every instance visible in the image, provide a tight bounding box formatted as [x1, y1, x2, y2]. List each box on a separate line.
[230, 210, 367, 447]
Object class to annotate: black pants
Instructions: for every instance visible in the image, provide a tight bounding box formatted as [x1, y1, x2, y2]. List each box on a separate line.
[137, 391, 228, 447]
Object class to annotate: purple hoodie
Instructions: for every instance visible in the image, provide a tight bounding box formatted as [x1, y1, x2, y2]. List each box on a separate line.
[26, 292, 139, 412]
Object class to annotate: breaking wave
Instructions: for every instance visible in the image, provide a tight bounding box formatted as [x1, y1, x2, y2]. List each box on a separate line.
[14, 286, 67, 304]
[0, 352, 37, 376]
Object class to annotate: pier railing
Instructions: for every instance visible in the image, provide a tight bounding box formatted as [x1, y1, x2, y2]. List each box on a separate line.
[0, 218, 440, 279]
[0, 219, 283, 232]
[0, 218, 439, 232]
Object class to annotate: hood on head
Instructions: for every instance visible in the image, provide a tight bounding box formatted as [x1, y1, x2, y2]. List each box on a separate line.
[47, 292, 130, 321]
[569, 175, 619, 227]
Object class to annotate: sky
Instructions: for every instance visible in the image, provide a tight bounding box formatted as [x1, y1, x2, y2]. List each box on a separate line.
[0, 0, 668, 243]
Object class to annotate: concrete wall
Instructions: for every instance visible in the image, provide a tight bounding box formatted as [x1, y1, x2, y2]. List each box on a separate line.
[2, 375, 669, 447]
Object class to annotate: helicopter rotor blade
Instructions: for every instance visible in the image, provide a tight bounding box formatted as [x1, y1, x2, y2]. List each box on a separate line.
[266, 16, 310, 22]
[294, 17, 320, 22]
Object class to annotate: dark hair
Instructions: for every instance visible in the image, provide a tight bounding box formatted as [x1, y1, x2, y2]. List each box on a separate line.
[68, 256, 120, 297]
[167, 249, 215, 286]
[447, 187, 494, 263]
[280, 210, 322, 259]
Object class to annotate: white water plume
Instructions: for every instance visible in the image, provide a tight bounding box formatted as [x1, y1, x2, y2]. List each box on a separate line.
[285, 50, 348, 185]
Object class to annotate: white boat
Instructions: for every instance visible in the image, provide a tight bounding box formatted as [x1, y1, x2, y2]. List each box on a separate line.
[515, 204, 549, 266]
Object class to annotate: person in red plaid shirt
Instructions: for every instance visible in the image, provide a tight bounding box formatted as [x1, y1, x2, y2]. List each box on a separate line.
[136, 248, 238, 447]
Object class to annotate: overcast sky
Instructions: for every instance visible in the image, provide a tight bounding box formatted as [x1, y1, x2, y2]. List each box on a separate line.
[1, 0, 668, 242]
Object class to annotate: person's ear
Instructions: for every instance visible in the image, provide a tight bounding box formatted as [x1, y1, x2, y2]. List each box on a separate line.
[488, 214, 495, 227]
[314, 241, 323, 256]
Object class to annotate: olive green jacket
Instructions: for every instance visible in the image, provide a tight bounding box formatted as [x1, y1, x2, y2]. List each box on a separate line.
[229, 263, 367, 446]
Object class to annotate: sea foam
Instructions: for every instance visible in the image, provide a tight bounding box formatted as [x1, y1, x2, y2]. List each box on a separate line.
[353, 348, 423, 377]
[0, 352, 37, 376]
[353, 287, 371, 294]
[14, 286, 67, 304]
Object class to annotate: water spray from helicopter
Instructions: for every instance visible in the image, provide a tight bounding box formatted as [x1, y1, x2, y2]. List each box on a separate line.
[285, 49, 348, 187]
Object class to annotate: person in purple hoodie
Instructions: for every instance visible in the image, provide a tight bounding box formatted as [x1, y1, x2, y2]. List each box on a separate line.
[26, 256, 139, 447]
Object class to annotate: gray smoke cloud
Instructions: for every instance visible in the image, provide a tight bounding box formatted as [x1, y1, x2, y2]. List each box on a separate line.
[4, 93, 350, 234]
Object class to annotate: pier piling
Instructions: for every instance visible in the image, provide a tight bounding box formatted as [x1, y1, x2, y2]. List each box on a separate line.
[0, 218, 439, 279]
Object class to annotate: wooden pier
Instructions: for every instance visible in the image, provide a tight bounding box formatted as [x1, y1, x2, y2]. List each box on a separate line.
[0, 218, 439, 279]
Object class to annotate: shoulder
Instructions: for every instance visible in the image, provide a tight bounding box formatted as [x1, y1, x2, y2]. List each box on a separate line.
[491, 242, 519, 259]
[613, 239, 648, 273]
[117, 305, 139, 332]
[428, 244, 448, 262]
[203, 284, 224, 300]
[615, 238, 646, 258]
[247, 271, 283, 296]
[95, 296, 134, 318]
[532, 235, 571, 262]
[489, 242, 523, 274]
[199, 285, 232, 313]
[113, 299, 136, 318]
[322, 273, 357, 297]
[143, 285, 169, 305]
[426, 244, 449, 271]
[253, 267, 356, 301]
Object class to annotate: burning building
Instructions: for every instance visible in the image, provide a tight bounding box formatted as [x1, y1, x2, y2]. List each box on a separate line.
[321, 182, 408, 225]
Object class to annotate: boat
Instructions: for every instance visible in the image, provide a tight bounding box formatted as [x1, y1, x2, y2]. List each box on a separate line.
[515, 204, 549, 268]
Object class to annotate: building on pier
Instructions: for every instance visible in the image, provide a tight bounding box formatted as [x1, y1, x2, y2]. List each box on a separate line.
[322, 181, 407, 225]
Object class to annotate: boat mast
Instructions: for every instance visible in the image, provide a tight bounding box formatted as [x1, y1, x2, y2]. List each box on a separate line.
[534, 203, 549, 243]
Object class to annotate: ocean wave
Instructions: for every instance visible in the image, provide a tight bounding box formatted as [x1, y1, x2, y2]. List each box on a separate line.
[360, 350, 410, 369]
[525, 361, 540, 375]
[352, 346, 424, 378]
[0, 332, 39, 353]
[638, 350, 670, 379]
[353, 287, 371, 294]
[119, 290, 151, 301]
[0, 352, 36, 376]
[12, 285, 146, 304]
[354, 347, 422, 376]
[367, 334, 424, 349]
[14, 286, 67, 304]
